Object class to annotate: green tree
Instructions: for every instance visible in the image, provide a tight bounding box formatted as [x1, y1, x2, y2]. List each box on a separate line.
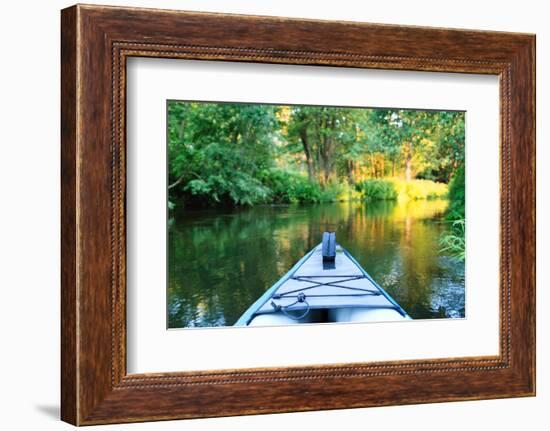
[286, 106, 359, 185]
[168, 102, 279, 206]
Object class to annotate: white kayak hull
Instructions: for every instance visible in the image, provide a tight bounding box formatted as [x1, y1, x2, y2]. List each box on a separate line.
[328, 307, 411, 323]
[247, 307, 410, 326]
[248, 310, 321, 326]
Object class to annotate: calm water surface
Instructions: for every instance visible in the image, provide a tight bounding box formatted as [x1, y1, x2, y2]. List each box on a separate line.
[168, 200, 465, 328]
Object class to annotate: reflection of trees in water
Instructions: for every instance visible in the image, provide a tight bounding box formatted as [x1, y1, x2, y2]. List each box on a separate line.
[168, 200, 464, 328]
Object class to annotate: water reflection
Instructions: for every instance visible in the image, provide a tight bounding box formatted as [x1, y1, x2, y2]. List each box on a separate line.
[168, 200, 465, 328]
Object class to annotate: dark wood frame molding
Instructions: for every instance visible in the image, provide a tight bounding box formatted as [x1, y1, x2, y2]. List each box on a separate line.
[61, 4, 535, 425]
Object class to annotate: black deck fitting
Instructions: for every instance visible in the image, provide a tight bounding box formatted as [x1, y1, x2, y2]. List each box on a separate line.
[322, 231, 336, 262]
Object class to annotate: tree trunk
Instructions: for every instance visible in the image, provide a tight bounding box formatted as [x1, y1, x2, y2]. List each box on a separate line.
[347, 160, 355, 185]
[404, 141, 413, 181]
[405, 155, 412, 181]
[177, 121, 185, 142]
[299, 127, 315, 179]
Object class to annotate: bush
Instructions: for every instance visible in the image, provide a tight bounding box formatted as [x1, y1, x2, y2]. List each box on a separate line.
[259, 168, 325, 204]
[446, 164, 465, 220]
[355, 179, 398, 201]
[355, 178, 448, 201]
[395, 179, 448, 200]
[259, 169, 366, 204]
[334, 181, 363, 202]
[185, 171, 270, 206]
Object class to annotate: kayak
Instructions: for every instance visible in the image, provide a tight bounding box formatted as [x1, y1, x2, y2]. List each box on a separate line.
[234, 232, 411, 327]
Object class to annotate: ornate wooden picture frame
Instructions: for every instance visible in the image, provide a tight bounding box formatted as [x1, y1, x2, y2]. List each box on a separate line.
[61, 4, 535, 425]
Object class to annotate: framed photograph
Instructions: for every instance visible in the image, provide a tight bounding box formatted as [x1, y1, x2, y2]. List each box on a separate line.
[61, 4, 535, 425]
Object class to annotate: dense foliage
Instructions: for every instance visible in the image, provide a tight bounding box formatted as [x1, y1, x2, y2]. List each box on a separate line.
[168, 102, 278, 206]
[168, 102, 465, 211]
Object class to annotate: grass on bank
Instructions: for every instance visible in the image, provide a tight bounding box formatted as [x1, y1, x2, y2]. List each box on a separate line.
[263, 171, 448, 204]
[355, 178, 448, 202]
[439, 219, 466, 261]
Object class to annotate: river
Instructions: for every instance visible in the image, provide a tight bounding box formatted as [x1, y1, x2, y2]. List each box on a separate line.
[168, 200, 465, 328]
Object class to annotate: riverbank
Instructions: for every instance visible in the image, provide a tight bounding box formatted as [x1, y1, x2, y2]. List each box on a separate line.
[170, 174, 450, 209]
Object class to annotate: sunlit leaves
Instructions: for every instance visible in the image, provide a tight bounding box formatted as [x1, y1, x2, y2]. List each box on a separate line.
[167, 101, 465, 208]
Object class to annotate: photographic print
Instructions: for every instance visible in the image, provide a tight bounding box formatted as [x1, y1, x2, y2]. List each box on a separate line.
[167, 101, 466, 329]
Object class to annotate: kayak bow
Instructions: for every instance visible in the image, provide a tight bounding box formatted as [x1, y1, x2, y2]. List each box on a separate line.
[234, 233, 411, 327]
